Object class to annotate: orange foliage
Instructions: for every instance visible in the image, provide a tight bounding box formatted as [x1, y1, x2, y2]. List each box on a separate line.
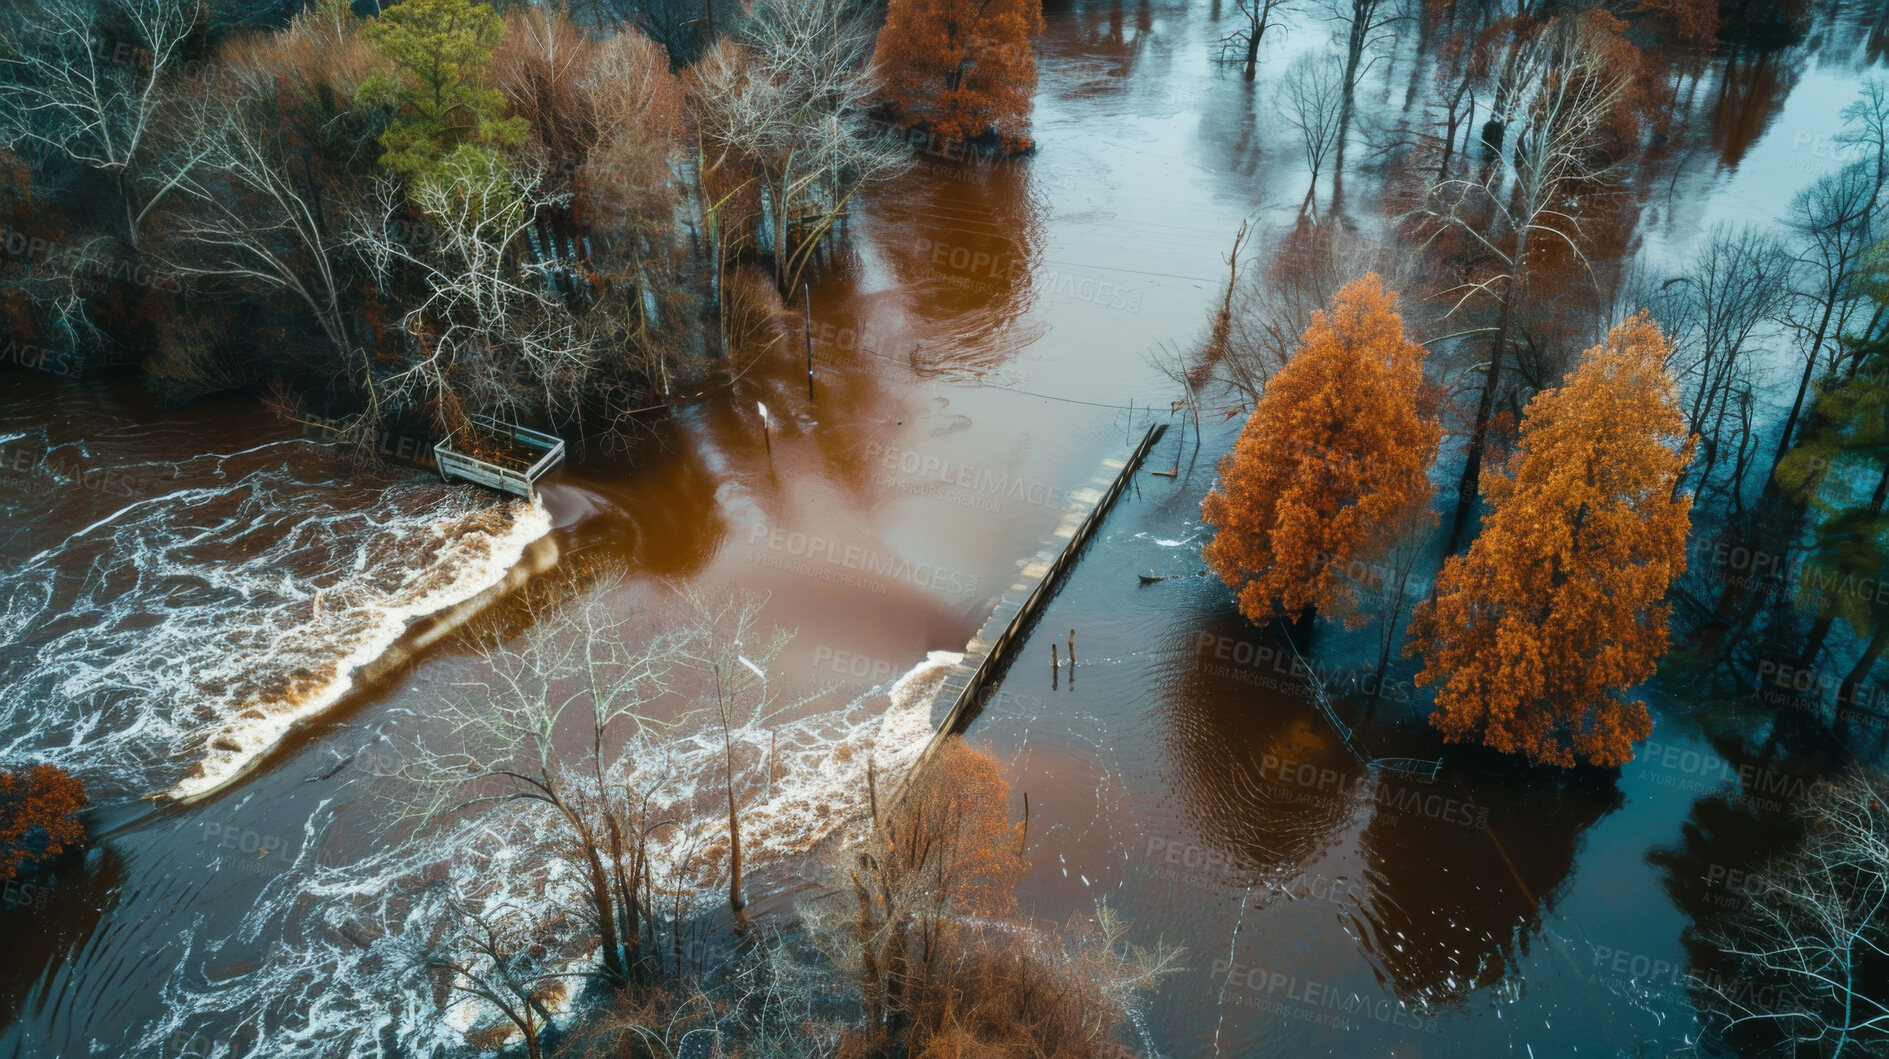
[1642, 0, 1719, 57]
[872, 0, 1046, 152]
[1408, 313, 1695, 768]
[1202, 274, 1440, 629]
[0, 763, 89, 881]
[884, 738, 1027, 922]
[1568, 10, 1657, 151]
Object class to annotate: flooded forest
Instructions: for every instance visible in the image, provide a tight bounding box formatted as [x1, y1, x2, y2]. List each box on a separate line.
[1, 0, 1887, 1055]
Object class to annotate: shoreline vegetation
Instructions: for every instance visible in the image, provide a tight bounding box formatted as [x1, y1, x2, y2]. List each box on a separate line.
[3, 0, 1888, 1054]
[0, 0, 1044, 457]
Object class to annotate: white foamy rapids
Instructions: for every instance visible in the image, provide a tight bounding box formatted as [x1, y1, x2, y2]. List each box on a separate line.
[0, 444, 554, 801]
[138, 651, 962, 1057]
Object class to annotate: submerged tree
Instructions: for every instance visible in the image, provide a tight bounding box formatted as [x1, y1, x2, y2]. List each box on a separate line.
[1409, 314, 1694, 768]
[815, 738, 1178, 1055]
[1221, 0, 1294, 81]
[1654, 223, 1795, 507]
[1202, 274, 1439, 631]
[1325, 0, 1401, 182]
[1279, 52, 1347, 218]
[148, 5, 385, 424]
[690, 0, 909, 294]
[1774, 161, 1882, 474]
[1774, 335, 1889, 707]
[0, 763, 88, 881]
[407, 889, 572, 1059]
[350, 149, 593, 434]
[668, 591, 794, 917]
[872, 0, 1046, 152]
[1700, 765, 1889, 1057]
[1415, 10, 1641, 554]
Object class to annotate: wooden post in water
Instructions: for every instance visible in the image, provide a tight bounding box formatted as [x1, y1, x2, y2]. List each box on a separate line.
[803, 282, 815, 401]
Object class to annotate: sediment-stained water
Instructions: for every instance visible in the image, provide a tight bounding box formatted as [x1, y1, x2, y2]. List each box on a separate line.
[1, 0, 1882, 1055]
[0, 376, 554, 804]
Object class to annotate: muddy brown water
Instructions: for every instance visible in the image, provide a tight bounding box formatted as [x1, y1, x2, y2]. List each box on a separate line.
[1, 1, 1882, 1055]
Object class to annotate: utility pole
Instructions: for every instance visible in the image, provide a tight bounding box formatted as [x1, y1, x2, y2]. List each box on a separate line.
[803, 282, 815, 401]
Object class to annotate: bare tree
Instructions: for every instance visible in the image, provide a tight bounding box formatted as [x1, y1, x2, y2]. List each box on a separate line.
[1219, 0, 1294, 81]
[688, 0, 909, 295]
[805, 739, 1179, 1054]
[405, 888, 574, 1059]
[0, 0, 201, 247]
[1325, 0, 1403, 183]
[1702, 766, 1889, 1056]
[149, 20, 383, 426]
[1412, 12, 1635, 552]
[667, 590, 797, 917]
[349, 153, 595, 435]
[1774, 161, 1881, 473]
[1217, 222, 1415, 404]
[1278, 52, 1347, 217]
[1655, 223, 1794, 505]
[1420, 25, 1486, 183]
[390, 574, 703, 987]
[1354, 502, 1434, 708]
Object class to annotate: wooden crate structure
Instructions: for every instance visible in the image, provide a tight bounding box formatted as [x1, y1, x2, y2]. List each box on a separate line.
[434, 414, 565, 499]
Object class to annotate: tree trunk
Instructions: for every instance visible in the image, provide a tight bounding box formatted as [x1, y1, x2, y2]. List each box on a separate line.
[1447, 274, 1519, 554]
[726, 768, 745, 913]
[1837, 622, 1887, 716]
[1334, 3, 1367, 179]
[586, 851, 628, 983]
[1800, 607, 1836, 670]
[1773, 294, 1837, 473]
[719, 671, 745, 915]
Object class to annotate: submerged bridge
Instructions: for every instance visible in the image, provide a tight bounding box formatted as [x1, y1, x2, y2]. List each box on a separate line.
[890, 421, 1169, 808]
[888, 415, 1442, 811]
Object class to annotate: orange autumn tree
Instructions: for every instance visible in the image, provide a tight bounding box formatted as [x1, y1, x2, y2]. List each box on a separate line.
[0, 763, 88, 881]
[1408, 313, 1695, 768]
[1202, 274, 1440, 629]
[872, 0, 1046, 152]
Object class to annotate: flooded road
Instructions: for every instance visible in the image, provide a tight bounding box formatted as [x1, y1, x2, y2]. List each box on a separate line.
[0, 0, 1882, 1054]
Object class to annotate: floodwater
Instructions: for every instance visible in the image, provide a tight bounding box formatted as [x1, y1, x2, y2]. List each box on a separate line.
[0, 1, 1881, 1055]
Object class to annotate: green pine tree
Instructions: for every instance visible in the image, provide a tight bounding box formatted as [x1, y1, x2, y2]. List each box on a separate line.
[358, 0, 526, 184]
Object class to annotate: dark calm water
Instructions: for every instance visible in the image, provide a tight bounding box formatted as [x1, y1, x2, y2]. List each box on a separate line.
[0, 1, 1881, 1055]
